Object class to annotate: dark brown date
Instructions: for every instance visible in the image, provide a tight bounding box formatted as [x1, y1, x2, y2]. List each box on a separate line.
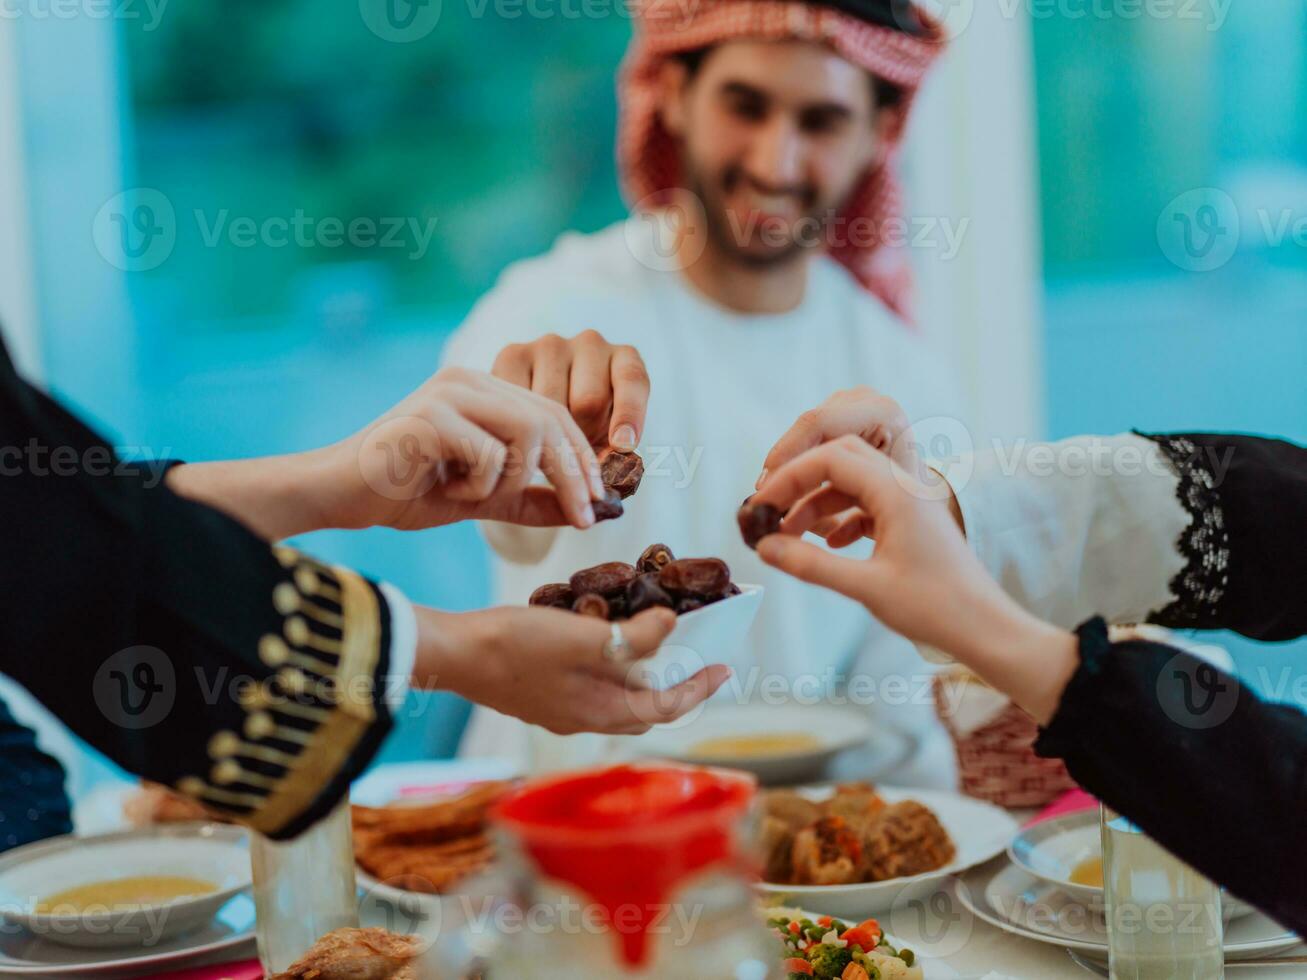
[738, 498, 784, 550]
[675, 595, 706, 615]
[625, 572, 675, 615]
[606, 593, 629, 620]
[573, 594, 610, 619]
[592, 488, 625, 523]
[636, 542, 675, 574]
[658, 558, 731, 598]
[569, 561, 638, 598]
[601, 450, 644, 500]
[529, 583, 575, 609]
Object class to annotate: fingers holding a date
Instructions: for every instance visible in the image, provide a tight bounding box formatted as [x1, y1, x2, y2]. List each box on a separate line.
[352, 367, 608, 532]
[492, 330, 651, 453]
[756, 386, 922, 491]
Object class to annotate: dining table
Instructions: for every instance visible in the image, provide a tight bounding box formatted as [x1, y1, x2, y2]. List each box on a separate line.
[46, 767, 1305, 980]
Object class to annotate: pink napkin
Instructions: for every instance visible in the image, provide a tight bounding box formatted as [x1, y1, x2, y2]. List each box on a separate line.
[144, 958, 262, 980]
[1025, 788, 1097, 827]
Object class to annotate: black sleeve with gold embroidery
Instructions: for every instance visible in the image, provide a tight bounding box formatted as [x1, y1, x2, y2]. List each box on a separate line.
[0, 338, 394, 840]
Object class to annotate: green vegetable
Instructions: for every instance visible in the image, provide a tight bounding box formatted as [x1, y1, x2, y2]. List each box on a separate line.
[807, 943, 854, 978]
[853, 951, 882, 979]
[831, 919, 850, 935]
[805, 925, 826, 941]
[898, 948, 915, 967]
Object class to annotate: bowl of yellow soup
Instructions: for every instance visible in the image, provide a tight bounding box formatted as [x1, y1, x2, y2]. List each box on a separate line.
[1008, 809, 1254, 920]
[633, 702, 875, 785]
[0, 823, 250, 948]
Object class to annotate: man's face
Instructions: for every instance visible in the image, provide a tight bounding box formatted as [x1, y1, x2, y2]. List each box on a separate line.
[659, 40, 886, 268]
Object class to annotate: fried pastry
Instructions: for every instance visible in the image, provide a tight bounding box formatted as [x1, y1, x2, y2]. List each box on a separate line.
[759, 783, 955, 886]
[268, 927, 422, 980]
[761, 789, 823, 831]
[861, 800, 956, 881]
[352, 782, 509, 896]
[823, 784, 886, 833]
[790, 816, 864, 886]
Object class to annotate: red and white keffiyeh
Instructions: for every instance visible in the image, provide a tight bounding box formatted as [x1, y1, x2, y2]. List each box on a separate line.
[617, 0, 945, 319]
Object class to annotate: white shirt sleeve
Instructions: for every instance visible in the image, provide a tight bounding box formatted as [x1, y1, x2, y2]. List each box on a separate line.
[949, 432, 1190, 628]
[377, 581, 417, 709]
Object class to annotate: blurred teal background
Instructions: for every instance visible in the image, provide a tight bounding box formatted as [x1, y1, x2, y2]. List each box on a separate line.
[10, 1, 1307, 786]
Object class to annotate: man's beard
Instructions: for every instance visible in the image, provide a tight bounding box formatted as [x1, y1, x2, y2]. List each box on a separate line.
[684, 161, 839, 270]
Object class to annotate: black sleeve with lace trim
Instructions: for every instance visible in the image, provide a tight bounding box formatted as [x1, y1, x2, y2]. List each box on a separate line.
[1036, 618, 1307, 935]
[1137, 432, 1307, 641]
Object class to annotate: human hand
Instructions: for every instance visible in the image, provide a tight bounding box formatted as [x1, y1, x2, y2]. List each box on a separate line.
[334, 366, 609, 532]
[751, 436, 1062, 679]
[415, 606, 731, 735]
[757, 387, 960, 546]
[490, 331, 650, 452]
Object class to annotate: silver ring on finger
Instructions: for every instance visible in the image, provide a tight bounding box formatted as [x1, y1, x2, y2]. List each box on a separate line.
[602, 623, 634, 664]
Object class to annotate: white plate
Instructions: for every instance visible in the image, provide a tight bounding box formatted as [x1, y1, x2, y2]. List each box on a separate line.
[755, 787, 1020, 920]
[350, 759, 520, 807]
[0, 823, 251, 949]
[1008, 809, 1255, 920]
[0, 892, 254, 975]
[633, 702, 889, 786]
[627, 585, 764, 690]
[955, 859, 1300, 959]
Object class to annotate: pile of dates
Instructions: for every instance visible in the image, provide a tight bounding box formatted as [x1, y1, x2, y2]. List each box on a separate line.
[529, 544, 743, 621]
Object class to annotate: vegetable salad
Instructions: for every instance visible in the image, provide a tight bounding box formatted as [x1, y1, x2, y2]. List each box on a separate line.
[766, 908, 924, 980]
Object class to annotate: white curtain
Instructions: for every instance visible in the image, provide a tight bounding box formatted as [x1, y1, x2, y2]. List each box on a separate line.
[902, 1, 1047, 446]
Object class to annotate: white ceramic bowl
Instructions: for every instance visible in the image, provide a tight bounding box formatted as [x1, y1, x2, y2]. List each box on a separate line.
[0, 823, 251, 949]
[1007, 809, 1254, 920]
[624, 585, 763, 691]
[755, 787, 1019, 921]
[633, 702, 874, 785]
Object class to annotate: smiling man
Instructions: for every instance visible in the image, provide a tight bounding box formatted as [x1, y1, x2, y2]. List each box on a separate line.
[443, 0, 967, 783]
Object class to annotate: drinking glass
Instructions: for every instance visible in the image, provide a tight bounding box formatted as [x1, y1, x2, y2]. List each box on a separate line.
[1100, 805, 1223, 979]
